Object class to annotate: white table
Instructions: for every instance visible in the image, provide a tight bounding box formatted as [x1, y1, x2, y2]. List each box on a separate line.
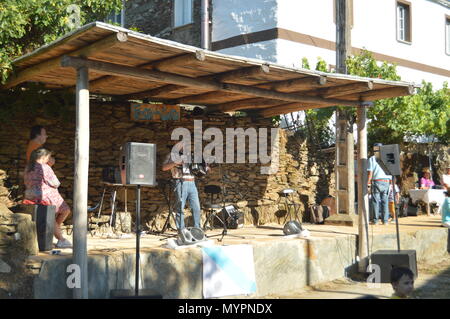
[408, 189, 446, 215]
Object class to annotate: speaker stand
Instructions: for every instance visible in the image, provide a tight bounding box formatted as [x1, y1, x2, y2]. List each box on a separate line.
[135, 185, 141, 297]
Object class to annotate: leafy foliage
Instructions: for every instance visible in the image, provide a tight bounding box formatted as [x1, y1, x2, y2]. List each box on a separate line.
[300, 49, 449, 145]
[0, 0, 124, 83]
[0, 0, 124, 120]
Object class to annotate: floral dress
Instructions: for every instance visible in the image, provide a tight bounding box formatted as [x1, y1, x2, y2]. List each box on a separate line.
[24, 163, 69, 214]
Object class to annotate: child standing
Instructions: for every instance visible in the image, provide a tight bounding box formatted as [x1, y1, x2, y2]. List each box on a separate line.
[388, 182, 400, 223]
[390, 267, 415, 299]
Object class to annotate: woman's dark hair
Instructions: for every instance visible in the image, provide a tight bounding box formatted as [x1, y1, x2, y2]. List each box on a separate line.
[26, 148, 52, 172]
[30, 125, 45, 140]
[390, 267, 414, 284]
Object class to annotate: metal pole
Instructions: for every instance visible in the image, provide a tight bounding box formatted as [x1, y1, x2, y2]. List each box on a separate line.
[393, 176, 401, 252]
[201, 0, 210, 50]
[135, 185, 141, 296]
[73, 66, 89, 299]
[357, 103, 370, 272]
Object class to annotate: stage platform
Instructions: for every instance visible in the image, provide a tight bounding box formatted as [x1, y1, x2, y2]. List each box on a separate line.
[29, 215, 449, 299]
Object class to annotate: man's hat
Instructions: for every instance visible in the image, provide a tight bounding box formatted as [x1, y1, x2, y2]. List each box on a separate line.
[373, 143, 383, 147]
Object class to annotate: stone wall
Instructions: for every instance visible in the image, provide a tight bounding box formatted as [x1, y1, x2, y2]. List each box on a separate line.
[125, 0, 207, 48]
[0, 103, 331, 230]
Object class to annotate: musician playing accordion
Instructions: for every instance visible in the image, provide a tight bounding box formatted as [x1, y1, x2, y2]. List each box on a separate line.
[162, 142, 210, 230]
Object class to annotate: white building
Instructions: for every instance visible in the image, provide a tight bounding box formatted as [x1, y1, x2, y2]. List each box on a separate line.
[212, 0, 450, 89]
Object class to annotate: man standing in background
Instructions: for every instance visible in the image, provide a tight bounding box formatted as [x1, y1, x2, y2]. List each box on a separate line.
[26, 125, 54, 166]
[367, 143, 392, 225]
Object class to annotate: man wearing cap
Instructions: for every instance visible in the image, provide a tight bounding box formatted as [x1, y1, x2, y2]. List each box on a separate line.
[367, 143, 392, 225]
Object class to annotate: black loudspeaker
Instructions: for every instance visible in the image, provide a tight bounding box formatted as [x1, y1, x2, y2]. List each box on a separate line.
[102, 166, 121, 184]
[120, 142, 157, 186]
[31, 205, 56, 251]
[221, 205, 244, 229]
[371, 250, 417, 283]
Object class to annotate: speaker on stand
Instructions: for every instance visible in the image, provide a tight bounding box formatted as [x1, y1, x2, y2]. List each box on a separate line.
[370, 144, 417, 281]
[111, 142, 159, 298]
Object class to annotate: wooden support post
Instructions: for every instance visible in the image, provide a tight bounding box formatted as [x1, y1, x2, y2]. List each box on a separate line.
[357, 103, 370, 272]
[73, 66, 89, 299]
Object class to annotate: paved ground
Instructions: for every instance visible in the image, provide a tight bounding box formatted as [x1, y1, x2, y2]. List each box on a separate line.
[262, 254, 450, 299]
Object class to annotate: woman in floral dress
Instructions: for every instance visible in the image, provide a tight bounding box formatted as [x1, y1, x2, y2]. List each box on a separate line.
[24, 148, 72, 248]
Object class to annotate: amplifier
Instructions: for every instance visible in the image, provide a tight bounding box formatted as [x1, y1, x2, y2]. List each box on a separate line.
[371, 250, 417, 283]
[222, 205, 244, 229]
[102, 166, 121, 184]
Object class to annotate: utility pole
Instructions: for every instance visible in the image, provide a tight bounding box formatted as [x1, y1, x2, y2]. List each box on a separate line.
[326, 0, 356, 227]
[201, 0, 210, 50]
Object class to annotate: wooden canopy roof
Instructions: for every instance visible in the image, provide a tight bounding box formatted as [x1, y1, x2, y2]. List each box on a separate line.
[3, 22, 418, 118]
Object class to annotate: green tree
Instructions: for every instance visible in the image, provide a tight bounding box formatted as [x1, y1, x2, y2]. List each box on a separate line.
[0, 0, 124, 83]
[346, 50, 449, 145]
[301, 50, 450, 145]
[0, 0, 124, 121]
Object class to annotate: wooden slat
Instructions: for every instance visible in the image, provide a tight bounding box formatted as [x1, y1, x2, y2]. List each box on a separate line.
[258, 76, 327, 92]
[3, 32, 128, 89]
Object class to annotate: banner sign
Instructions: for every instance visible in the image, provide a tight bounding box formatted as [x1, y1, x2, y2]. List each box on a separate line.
[131, 103, 180, 121]
[202, 245, 257, 298]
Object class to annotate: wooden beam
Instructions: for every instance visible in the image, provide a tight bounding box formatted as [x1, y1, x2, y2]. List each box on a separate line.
[124, 84, 184, 100]
[319, 81, 373, 98]
[259, 76, 327, 92]
[340, 86, 415, 101]
[124, 65, 270, 100]
[175, 91, 249, 104]
[213, 65, 270, 82]
[212, 98, 284, 112]
[151, 50, 206, 71]
[3, 32, 128, 89]
[61, 56, 362, 107]
[260, 103, 329, 118]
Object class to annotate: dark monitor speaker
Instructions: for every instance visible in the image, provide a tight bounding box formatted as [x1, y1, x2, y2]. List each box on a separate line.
[32, 205, 56, 251]
[120, 142, 157, 186]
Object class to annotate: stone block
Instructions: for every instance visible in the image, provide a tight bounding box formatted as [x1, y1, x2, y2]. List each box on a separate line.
[13, 214, 38, 256]
[0, 258, 11, 273]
